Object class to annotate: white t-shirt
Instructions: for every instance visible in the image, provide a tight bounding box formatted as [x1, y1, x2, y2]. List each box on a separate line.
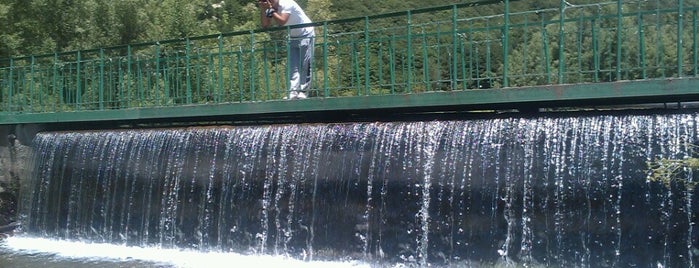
[277, 0, 315, 37]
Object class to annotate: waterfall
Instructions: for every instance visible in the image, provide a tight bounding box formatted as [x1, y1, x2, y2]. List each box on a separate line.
[19, 114, 699, 267]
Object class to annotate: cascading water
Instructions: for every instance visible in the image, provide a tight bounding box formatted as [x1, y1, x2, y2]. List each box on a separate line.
[7, 113, 699, 267]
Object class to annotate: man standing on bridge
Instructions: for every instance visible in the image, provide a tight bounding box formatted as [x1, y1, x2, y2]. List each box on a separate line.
[258, 0, 315, 100]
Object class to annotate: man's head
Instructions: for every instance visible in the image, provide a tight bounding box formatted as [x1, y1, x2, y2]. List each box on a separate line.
[258, 0, 278, 8]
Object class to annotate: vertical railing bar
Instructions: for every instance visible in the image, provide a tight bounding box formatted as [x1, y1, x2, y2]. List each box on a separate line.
[162, 44, 171, 104]
[285, 28, 291, 99]
[263, 42, 271, 99]
[378, 39, 384, 91]
[593, 14, 599, 82]
[323, 22, 329, 97]
[422, 28, 430, 92]
[503, 0, 510, 87]
[30, 56, 35, 112]
[364, 16, 370, 95]
[452, 5, 459, 89]
[154, 44, 161, 106]
[678, 0, 684, 78]
[7, 58, 13, 112]
[638, 8, 647, 79]
[468, 19, 474, 89]
[54, 53, 60, 111]
[352, 39, 360, 95]
[218, 35, 224, 103]
[558, 0, 566, 84]
[542, 14, 551, 84]
[390, 34, 396, 94]
[126, 45, 132, 107]
[438, 23, 442, 89]
[693, 10, 698, 76]
[460, 36, 467, 90]
[336, 40, 342, 95]
[201, 47, 206, 103]
[407, 10, 413, 93]
[577, 15, 583, 82]
[522, 16, 529, 82]
[237, 48, 244, 102]
[186, 40, 194, 104]
[118, 52, 125, 108]
[76, 51, 82, 110]
[614, 0, 622, 81]
[198, 48, 204, 102]
[100, 49, 105, 110]
[138, 55, 145, 106]
[486, 20, 492, 88]
[656, 0, 665, 78]
[470, 20, 478, 89]
[251, 32, 257, 101]
[274, 40, 282, 97]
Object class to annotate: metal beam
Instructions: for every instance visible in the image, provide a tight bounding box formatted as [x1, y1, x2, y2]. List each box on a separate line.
[2, 78, 699, 125]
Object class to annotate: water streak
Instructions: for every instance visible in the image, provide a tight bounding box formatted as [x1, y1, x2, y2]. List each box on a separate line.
[15, 114, 699, 267]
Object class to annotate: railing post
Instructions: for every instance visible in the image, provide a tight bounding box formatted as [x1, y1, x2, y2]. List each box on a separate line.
[218, 35, 224, 103]
[542, 14, 552, 84]
[390, 34, 396, 94]
[352, 39, 360, 95]
[407, 10, 413, 93]
[678, 0, 684, 78]
[127, 45, 133, 108]
[323, 21, 329, 97]
[558, 0, 566, 84]
[593, 11, 600, 82]
[7, 58, 12, 112]
[638, 9, 646, 79]
[616, 0, 622, 81]
[655, 0, 665, 78]
[30, 56, 35, 112]
[285, 28, 291, 98]
[503, 0, 510, 87]
[185, 39, 193, 104]
[250, 31, 257, 101]
[237, 46, 244, 102]
[77, 51, 82, 110]
[452, 4, 458, 90]
[156, 43, 166, 104]
[262, 40, 270, 99]
[99, 48, 105, 110]
[422, 29, 429, 92]
[364, 16, 370, 95]
[54, 53, 61, 111]
[468, 19, 474, 88]
[694, 10, 697, 76]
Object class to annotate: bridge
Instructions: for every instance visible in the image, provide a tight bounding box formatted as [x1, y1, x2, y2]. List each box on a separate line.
[2, 0, 699, 128]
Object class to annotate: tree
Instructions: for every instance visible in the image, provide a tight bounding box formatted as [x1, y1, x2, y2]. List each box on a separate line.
[0, 1, 20, 58]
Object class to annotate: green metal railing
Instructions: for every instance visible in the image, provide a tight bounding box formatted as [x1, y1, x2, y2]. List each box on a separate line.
[1, 0, 698, 115]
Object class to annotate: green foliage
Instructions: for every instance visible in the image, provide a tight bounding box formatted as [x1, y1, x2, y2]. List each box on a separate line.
[3, 0, 699, 111]
[647, 157, 699, 189]
[647, 143, 699, 189]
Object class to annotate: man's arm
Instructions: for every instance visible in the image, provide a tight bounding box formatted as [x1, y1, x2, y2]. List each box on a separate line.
[269, 11, 290, 25]
[258, 1, 290, 28]
[260, 9, 273, 28]
[259, 1, 273, 28]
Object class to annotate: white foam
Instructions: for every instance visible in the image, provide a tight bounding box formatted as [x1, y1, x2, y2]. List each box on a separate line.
[2, 236, 369, 268]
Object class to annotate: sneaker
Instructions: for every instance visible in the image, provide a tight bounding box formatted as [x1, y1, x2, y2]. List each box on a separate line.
[284, 91, 298, 100]
[296, 92, 307, 99]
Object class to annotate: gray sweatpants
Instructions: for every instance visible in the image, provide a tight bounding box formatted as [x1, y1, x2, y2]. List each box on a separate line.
[288, 36, 315, 93]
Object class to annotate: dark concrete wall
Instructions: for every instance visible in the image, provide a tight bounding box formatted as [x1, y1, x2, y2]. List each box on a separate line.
[0, 124, 35, 227]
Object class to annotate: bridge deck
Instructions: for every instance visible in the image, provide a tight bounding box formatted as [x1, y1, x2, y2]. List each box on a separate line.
[2, 0, 699, 125]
